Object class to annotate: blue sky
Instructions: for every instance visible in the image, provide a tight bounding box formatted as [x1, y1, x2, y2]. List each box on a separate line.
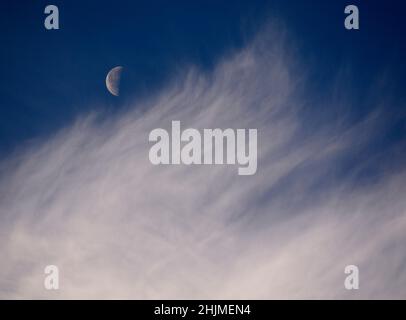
[1, 0, 406, 299]
[1, 0, 405, 158]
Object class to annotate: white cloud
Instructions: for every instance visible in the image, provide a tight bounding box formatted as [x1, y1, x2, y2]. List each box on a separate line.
[0, 25, 405, 299]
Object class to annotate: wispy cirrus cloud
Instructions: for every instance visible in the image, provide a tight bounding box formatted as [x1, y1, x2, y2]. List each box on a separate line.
[0, 24, 405, 299]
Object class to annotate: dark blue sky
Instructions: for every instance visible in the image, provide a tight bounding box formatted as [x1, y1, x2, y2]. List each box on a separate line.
[1, 0, 405, 160]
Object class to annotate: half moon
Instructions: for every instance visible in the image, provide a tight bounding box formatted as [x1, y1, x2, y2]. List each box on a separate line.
[106, 66, 123, 96]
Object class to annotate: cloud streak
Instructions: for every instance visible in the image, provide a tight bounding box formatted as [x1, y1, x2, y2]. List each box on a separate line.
[0, 24, 405, 299]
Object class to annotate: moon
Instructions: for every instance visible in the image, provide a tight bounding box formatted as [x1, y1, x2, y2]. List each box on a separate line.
[106, 66, 123, 96]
